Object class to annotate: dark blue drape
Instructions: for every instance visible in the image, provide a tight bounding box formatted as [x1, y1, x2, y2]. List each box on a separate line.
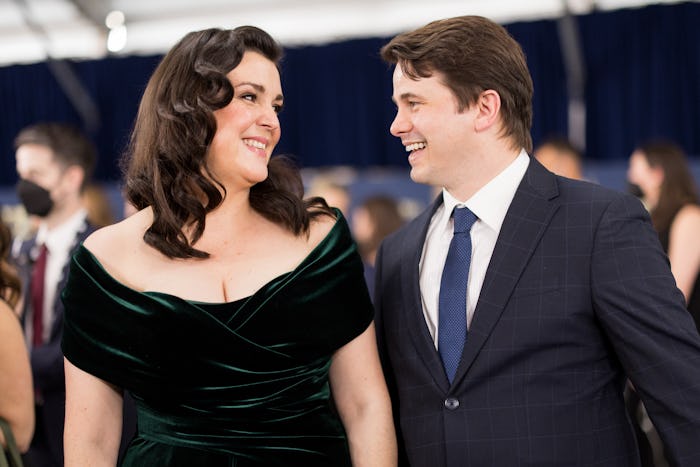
[276, 37, 404, 168]
[580, 2, 700, 161]
[0, 55, 161, 183]
[1, 2, 698, 186]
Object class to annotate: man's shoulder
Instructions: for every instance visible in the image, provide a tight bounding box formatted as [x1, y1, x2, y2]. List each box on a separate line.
[10, 234, 37, 268]
[555, 176, 635, 205]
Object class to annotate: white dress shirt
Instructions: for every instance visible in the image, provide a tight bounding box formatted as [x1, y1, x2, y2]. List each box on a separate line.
[31, 209, 88, 344]
[419, 150, 530, 347]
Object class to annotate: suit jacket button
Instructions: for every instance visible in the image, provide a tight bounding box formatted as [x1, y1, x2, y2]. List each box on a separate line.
[444, 397, 460, 410]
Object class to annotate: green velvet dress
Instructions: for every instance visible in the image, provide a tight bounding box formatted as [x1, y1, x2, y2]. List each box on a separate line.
[61, 214, 373, 466]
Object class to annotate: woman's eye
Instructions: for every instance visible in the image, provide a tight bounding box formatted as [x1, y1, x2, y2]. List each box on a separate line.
[241, 93, 256, 102]
[273, 104, 283, 114]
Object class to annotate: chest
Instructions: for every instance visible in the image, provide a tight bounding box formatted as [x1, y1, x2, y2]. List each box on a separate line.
[135, 235, 311, 303]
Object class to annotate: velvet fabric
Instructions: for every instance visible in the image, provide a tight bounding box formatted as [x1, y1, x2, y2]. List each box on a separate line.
[61, 214, 373, 466]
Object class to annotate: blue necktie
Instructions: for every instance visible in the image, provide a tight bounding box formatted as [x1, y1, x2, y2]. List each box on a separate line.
[438, 206, 477, 383]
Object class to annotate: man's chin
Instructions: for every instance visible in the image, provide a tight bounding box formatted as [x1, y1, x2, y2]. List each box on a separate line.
[409, 166, 429, 185]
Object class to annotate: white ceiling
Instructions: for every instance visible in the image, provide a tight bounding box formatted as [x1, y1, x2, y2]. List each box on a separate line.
[0, 0, 691, 67]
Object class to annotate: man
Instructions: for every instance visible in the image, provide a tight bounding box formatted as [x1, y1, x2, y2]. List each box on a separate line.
[12, 122, 96, 466]
[374, 16, 700, 466]
[534, 136, 584, 180]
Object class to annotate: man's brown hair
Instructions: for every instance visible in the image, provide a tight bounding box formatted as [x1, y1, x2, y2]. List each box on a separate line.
[14, 122, 96, 191]
[381, 15, 533, 153]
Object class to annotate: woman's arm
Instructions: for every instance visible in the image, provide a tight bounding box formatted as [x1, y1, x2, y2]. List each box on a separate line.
[64, 358, 123, 466]
[330, 322, 397, 466]
[668, 204, 700, 303]
[0, 301, 34, 452]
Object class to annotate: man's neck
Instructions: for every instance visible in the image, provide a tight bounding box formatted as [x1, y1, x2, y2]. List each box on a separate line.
[43, 198, 85, 231]
[446, 146, 523, 202]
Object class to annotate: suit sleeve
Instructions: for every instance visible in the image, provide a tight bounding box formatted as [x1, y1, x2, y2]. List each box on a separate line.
[373, 240, 410, 466]
[591, 192, 700, 465]
[31, 321, 65, 392]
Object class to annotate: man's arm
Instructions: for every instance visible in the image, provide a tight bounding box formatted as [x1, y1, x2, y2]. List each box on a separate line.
[591, 193, 700, 465]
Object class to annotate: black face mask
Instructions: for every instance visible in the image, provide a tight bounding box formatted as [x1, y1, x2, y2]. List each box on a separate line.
[16, 179, 54, 217]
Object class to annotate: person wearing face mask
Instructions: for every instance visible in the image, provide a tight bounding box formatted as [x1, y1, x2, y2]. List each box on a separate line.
[11, 122, 96, 467]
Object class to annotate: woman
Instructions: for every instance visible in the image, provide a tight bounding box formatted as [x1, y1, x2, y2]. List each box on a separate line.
[0, 220, 34, 453]
[627, 142, 700, 325]
[62, 26, 396, 466]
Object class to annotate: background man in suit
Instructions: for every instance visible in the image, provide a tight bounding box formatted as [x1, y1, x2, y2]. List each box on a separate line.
[374, 15, 700, 466]
[12, 122, 96, 466]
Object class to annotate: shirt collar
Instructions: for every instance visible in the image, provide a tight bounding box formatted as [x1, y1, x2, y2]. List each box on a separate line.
[36, 209, 88, 253]
[441, 149, 530, 233]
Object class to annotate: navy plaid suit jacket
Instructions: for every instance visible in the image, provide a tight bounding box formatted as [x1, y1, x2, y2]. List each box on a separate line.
[375, 157, 700, 466]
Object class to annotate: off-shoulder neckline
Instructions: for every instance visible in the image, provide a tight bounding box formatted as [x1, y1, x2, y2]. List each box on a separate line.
[77, 210, 345, 306]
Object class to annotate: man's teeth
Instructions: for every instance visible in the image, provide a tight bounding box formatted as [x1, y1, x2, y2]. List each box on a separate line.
[405, 142, 426, 152]
[243, 139, 266, 149]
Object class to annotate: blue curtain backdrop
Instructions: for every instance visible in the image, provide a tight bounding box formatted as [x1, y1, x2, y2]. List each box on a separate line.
[1, 2, 698, 186]
[580, 2, 700, 161]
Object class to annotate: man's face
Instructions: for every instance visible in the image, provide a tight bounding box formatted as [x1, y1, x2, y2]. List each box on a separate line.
[15, 143, 69, 211]
[389, 65, 476, 190]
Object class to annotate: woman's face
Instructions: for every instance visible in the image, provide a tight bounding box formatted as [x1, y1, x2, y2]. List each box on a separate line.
[627, 150, 663, 197]
[207, 50, 283, 189]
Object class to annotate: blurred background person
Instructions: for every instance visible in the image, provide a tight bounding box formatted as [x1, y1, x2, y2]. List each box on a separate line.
[534, 136, 584, 180]
[627, 141, 700, 321]
[0, 219, 34, 454]
[351, 195, 405, 296]
[82, 183, 116, 228]
[11, 122, 96, 467]
[306, 176, 352, 218]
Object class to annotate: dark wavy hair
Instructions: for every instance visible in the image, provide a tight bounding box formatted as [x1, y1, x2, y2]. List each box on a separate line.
[636, 141, 699, 234]
[122, 26, 332, 259]
[381, 15, 534, 153]
[0, 221, 21, 309]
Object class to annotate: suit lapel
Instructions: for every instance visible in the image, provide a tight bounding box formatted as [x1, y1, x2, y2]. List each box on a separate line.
[453, 159, 561, 384]
[401, 196, 451, 392]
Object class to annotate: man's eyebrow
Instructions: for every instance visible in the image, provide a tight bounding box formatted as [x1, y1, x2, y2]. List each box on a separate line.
[393, 92, 421, 103]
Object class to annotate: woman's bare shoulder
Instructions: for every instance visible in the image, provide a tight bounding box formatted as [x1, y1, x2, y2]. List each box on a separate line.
[83, 208, 152, 263]
[307, 211, 338, 247]
[673, 204, 700, 229]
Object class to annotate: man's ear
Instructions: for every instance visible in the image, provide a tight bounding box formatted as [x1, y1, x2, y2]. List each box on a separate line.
[473, 89, 501, 133]
[63, 165, 86, 193]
